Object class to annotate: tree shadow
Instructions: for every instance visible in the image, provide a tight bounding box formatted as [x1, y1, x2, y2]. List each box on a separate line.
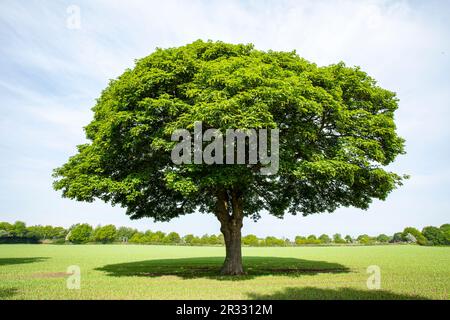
[0, 257, 48, 266]
[0, 288, 18, 299]
[247, 287, 429, 300]
[96, 256, 351, 280]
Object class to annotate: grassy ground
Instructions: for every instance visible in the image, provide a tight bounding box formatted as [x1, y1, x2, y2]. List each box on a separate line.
[0, 244, 448, 300]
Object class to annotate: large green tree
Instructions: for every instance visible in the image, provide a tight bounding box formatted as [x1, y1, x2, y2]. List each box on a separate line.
[53, 40, 405, 275]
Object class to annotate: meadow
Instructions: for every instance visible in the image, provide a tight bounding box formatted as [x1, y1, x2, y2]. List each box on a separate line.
[0, 244, 448, 300]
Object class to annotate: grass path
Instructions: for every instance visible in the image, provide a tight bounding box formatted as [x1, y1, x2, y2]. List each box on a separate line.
[0, 244, 448, 299]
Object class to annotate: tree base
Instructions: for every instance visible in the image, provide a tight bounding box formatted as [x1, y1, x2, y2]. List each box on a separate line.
[220, 257, 245, 275]
[220, 265, 245, 276]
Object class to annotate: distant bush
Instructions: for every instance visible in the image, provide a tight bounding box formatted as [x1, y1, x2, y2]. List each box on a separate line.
[402, 227, 427, 245]
[440, 224, 450, 245]
[164, 232, 181, 244]
[116, 227, 138, 242]
[243, 234, 259, 246]
[93, 225, 117, 243]
[357, 234, 374, 244]
[376, 234, 391, 243]
[1, 220, 449, 247]
[319, 234, 331, 244]
[422, 226, 446, 245]
[333, 233, 346, 244]
[391, 232, 403, 243]
[68, 224, 93, 244]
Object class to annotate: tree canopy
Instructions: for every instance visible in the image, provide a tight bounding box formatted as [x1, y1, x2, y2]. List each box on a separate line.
[53, 40, 406, 274]
[53, 40, 405, 220]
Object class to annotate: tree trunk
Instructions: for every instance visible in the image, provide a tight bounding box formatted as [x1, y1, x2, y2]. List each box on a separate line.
[215, 189, 245, 275]
[220, 219, 244, 275]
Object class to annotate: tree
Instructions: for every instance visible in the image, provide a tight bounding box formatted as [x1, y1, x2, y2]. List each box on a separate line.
[93, 224, 117, 243]
[357, 234, 373, 244]
[264, 236, 285, 246]
[11, 221, 27, 237]
[68, 223, 93, 244]
[440, 224, 450, 245]
[183, 234, 195, 245]
[53, 40, 406, 275]
[401, 227, 426, 245]
[319, 234, 331, 244]
[422, 226, 446, 245]
[391, 232, 403, 243]
[165, 232, 181, 244]
[242, 234, 259, 246]
[0, 222, 13, 232]
[295, 235, 306, 245]
[116, 226, 137, 242]
[129, 232, 145, 243]
[344, 235, 353, 243]
[333, 233, 345, 244]
[376, 234, 390, 243]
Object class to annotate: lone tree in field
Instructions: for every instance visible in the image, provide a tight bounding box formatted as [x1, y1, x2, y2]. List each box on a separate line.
[53, 40, 405, 275]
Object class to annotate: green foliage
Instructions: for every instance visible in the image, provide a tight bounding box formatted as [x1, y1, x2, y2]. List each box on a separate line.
[319, 234, 331, 244]
[93, 225, 117, 243]
[243, 234, 260, 246]
[440, 224, 450, 245]
[116, 227, 137, 241]
[129, 232, 145, 243]
[263, 236, 286, 246]
[182, 234, 195, 245]
[11, 221, 27, 237]
[357, 234, 374, 244]
[392, 232, 403, 243]
[333, 233, 346, 243]
[68, 223, 93, 244]
[402, 227, 427, 245]
[164, 232, 181, 244]
[376, 234, 391, 243]
[422, 226, 446, 245]
[344, 235, 353, 243]
[53, 40, 406, 225]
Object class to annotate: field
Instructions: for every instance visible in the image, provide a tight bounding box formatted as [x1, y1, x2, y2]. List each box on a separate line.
[0, 244, 449, 300]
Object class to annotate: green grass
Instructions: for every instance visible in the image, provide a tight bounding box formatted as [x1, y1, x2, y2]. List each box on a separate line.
[0, 244, 448, 299]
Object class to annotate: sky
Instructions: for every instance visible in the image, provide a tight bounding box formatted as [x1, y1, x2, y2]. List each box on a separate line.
[0, 0, 449, 239]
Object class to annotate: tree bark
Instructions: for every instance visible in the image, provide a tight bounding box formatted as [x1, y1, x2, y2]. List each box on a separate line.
[215, 189, 245, 275]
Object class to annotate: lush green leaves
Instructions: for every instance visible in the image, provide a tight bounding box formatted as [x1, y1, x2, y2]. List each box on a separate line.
[53, 40, 406, 222]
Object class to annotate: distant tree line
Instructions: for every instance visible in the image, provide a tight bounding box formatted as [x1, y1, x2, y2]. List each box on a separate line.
[0, 221, 449, 246]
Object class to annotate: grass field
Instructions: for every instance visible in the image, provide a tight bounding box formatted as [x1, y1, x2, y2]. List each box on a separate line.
[0, 244, 448, 300]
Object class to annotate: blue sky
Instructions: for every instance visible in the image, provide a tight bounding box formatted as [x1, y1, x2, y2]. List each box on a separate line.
[0, 0, 449, 238]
